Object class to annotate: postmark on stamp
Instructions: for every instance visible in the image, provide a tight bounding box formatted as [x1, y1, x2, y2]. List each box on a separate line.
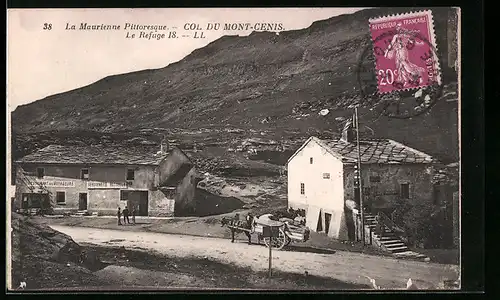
[368, 10, 441, 94]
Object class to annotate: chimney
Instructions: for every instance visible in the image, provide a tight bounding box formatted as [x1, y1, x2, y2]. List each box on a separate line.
[340, 116, 355, 143]
[160, 136, 169, 155]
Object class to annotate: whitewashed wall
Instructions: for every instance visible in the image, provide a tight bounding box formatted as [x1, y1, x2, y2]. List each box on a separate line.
[287, 138, 347, 239]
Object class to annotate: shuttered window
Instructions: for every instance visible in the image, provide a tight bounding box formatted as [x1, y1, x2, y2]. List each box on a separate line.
[56, 192, 66, 204]
[400, 183, 410, 199]
[80, 168, 89, 180]
[300, 183, 305, 195]
[126, 169, 135, 181]
[36, 168, 45, 179]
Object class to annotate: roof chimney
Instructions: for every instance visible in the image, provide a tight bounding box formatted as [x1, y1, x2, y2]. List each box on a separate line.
[160, 136, 169, 155]
[340, 116, 355, 143]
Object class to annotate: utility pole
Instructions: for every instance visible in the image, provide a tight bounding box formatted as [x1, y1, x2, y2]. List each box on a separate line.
[354, 106, 366, 246]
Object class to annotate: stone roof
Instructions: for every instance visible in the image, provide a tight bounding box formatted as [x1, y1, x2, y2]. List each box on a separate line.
[318, 138, 435, 164]
[15, 144, 171, 166]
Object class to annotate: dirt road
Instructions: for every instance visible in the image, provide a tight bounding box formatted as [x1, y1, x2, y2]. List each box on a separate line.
[51, 225, 459, 289]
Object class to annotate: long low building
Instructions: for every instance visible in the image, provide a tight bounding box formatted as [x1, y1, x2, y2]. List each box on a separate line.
[14, 143, 196, 217]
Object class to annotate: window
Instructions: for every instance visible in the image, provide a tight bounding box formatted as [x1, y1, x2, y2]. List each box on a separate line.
[120, 191, 129, 201]
[56, 192, 66, 204]
[369, 175, 381, 183]
[80, 168, 89, 180]
[400, 183, 410, 199]
[300, 183, 305, 195]
[126, 169, 135, 181]
[323, 173, 330, 179]
[36, 167, 45, 179]
[310, 157, 313, 164]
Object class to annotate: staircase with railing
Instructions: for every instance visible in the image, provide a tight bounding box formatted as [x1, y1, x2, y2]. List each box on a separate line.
[362, 210, 429, 261]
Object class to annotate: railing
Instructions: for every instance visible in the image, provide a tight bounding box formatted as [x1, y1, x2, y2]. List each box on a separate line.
[377, 211, 408, 243]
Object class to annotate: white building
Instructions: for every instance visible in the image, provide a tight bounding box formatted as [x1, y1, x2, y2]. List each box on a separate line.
[287, 126, 436, 240]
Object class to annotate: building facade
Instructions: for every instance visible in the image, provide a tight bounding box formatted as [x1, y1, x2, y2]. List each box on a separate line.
[287, 128, 437, 240]
[14, 144, 196, 217]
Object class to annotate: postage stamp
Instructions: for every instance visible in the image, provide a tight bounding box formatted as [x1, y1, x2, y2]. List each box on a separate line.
[369, 10, 441, 94]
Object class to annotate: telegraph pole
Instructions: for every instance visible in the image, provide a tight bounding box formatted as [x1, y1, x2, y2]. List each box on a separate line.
[354, 107, 366, 246]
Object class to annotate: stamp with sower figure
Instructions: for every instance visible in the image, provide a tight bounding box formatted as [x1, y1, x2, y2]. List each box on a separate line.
[369, 10, 441, 94]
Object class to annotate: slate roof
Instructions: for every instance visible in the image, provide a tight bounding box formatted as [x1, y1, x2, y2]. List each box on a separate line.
[320, 138, 435, 164]
[289, 137, 435, 165]
[15, 144, 171, 166]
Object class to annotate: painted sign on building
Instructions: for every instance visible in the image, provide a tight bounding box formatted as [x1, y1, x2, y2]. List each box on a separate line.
[35, 180, 75, 188]
[87, 181, 129, 189]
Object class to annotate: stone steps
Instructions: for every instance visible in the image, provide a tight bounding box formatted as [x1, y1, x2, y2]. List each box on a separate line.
[364, 213, 430, 261]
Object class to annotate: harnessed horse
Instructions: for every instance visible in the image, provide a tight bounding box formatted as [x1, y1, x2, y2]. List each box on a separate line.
[221, 213, 262, 245]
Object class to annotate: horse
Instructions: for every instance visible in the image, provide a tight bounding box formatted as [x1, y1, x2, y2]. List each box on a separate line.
[221, 213, 261, 245]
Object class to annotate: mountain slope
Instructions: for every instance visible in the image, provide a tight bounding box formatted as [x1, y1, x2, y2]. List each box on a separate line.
[11, 7, 459, 163]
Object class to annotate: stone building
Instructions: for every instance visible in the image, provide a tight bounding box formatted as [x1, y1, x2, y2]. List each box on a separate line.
[287, 125, 437, 240]
[14, 143, 196, 217]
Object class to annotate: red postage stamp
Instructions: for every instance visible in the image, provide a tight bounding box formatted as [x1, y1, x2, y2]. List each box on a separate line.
[369, 10, 441, 94]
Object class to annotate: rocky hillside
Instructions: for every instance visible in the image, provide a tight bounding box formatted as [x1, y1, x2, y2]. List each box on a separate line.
[11, 7, 459, 163]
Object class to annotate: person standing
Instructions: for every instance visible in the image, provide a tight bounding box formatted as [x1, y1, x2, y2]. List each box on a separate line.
[117, 207, 122, 226]
[131, 206, 136, 225]
[123, 206, 130, 224]
[375, 214, 382, 237]
[375, 213, 385, 238]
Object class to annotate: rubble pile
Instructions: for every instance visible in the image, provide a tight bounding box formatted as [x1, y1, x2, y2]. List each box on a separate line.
[10, 213, 107, 289]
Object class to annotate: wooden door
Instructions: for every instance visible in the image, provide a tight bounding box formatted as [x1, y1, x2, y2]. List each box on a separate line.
[79, 193, 88, 210]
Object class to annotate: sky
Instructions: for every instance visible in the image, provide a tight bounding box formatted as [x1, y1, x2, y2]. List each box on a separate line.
[7, 8, 365, 112]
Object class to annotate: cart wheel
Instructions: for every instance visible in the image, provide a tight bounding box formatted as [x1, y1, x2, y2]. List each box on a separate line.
[263, 228, 287, 250]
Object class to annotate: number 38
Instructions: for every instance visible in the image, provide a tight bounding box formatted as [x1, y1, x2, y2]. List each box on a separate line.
[378, 69, 398, 85]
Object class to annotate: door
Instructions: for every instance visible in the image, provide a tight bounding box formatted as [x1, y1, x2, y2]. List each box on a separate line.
[79, 193, 88, 210]
[324, 213, 332, 235]
[21, 194, 29, 209]
[138, 191, 149, 216]
[316, 211, 323, 232]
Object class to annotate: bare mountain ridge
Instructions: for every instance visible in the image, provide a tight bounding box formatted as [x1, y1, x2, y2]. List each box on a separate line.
[12, 7, 459, 163]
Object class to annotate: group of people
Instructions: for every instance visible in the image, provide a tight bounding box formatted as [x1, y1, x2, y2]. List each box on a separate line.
[117, 206, 136, 225]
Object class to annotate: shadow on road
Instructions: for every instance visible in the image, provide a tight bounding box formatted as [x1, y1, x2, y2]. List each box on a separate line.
[231, 241, 336, 255]
[283, 245, 336, 255]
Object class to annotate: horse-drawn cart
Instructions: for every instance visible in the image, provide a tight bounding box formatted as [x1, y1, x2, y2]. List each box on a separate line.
[223, 213, 310, 250]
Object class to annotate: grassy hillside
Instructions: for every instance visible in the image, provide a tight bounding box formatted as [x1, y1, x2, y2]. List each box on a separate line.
[11, 7, 459, 164]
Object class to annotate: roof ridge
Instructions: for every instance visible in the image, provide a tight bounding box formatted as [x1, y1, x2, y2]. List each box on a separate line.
[313, 136, 434, 164]
[387, 139, 434, 160]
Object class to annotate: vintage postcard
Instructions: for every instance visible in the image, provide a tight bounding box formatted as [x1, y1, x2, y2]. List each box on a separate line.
[7, 7, 461, 291]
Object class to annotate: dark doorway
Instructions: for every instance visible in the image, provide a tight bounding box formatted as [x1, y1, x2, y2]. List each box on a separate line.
[79, 193, 88, 210]
[138, 191, 148, 216]
[316, 211, 323, 232]
[128, 191, 149, 216]
[324, 213, 332, 235]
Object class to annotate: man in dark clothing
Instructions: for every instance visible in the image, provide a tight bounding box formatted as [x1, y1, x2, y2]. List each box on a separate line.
[132, 206, 136, 225]
[375, 214, 385, 237]
[123, 206, 130, 224]
[117, 207, 122, 225]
